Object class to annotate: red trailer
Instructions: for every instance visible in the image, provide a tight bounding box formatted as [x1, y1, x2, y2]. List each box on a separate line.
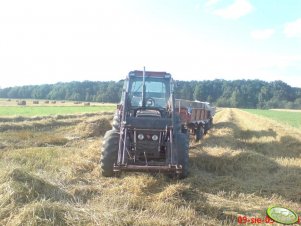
[176, 99, 215, 141]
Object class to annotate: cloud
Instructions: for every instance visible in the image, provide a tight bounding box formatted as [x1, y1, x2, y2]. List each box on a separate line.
[251, 29, 275, 40]
[213, 0, 253, 19]
[206, 0, 220, 7]
[284, 18, 301, 38]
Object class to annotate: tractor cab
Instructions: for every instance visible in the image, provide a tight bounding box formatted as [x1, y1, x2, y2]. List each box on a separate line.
[123, 70, 174, 118]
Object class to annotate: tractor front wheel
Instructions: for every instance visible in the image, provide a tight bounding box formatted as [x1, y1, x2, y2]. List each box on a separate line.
[176, 133, 189, 179]
[100, 130, 119, 177]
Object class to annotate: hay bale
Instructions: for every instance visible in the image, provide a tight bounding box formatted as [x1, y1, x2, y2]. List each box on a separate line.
[17, 100, 26, 106]
[44, 100, 49, 104]
[76, 118, 111, 137]
[61, 101, 65, 103]
[32, 100, 39, 104]
[84, 102, 90, 106]
[51, 101, 56, 104]
[7, 168, 74, 203]
[7, 99, 11, 102]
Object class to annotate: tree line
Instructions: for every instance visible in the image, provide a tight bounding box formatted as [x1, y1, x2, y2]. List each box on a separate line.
[0, 79, 300, 109]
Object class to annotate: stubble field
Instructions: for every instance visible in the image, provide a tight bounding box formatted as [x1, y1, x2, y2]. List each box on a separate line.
[0, 108, 300, 225]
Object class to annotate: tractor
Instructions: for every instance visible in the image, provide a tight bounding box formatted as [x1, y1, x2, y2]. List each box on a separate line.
[100, 69, 189, 178]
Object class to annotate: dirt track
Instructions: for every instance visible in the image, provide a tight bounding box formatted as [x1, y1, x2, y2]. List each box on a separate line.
[0, 109, 300, 225]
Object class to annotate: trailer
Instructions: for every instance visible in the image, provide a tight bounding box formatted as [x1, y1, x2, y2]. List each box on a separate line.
[176, 99, 215, 141]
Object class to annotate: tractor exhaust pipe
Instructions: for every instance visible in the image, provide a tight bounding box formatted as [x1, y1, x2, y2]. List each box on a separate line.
[142, 66, 146, 107]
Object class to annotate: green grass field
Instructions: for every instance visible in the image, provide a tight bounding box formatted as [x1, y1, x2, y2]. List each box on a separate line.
[0, 106, 115, 116]
[243, 109, 301, 129]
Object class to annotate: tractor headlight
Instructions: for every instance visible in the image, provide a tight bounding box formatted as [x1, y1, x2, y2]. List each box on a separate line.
[152, 135, 158, 141]
[137, 134, 144, 140]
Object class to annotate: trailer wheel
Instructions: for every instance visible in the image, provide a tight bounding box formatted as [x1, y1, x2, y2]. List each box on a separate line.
[204, 123, 209, 135]
[195, 127, 203, 141]
[209, 118, 213, 128]
[176, 133, 189, 179]
[100, 130, 119, 177]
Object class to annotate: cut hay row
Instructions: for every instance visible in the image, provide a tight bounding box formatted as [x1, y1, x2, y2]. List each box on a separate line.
[0, 111, 113, 123]
[0, 112, 113, 133]
[0, 113, 113, 151]
[0, 109, 300, 225]
[0, 105, 115, 117]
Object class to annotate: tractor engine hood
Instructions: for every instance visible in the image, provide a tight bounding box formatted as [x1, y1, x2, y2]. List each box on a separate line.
[125, 117, 172, 130]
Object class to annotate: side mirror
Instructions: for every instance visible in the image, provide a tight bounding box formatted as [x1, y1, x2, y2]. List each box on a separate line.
[117, 104, 122, 110]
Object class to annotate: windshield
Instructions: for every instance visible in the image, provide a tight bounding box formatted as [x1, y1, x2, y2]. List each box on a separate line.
[129, 77, 170, 108]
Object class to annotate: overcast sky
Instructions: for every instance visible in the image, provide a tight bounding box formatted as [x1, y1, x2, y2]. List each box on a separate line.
[0, 0, 301, 88]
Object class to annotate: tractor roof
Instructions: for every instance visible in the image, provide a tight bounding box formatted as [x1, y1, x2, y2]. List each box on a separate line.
[128, 70, 171, 78]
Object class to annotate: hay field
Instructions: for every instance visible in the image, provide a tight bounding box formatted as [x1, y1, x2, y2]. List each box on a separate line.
[0, 109, 300, 225]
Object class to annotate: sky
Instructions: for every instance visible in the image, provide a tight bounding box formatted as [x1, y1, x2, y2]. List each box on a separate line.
[0, 0, 301, 88]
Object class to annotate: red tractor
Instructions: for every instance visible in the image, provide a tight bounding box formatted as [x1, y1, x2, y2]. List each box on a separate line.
[100, 69, 215, 178]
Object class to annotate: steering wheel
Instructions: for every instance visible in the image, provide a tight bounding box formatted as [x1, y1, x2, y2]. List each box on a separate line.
[145, 97, 155, 107]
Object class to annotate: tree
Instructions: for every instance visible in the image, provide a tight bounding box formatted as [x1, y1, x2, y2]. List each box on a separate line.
[193, 83, 201, 101]
[0, 79, 300, 109]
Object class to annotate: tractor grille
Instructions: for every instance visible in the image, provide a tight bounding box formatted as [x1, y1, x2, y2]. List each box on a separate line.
[136, 140, 159, 152]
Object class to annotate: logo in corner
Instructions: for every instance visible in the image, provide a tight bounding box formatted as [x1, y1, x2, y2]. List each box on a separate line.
[267, 206, 299, 225]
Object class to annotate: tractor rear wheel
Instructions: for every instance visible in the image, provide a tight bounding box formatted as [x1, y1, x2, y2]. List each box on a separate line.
[100, 130, 119, 177]
[176, 133, 189, 179]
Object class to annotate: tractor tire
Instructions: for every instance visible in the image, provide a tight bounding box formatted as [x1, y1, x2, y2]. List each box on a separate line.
[176, 133, 189, 179]
[195, 126, 203, 141]
[100, 130, 119, 177]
